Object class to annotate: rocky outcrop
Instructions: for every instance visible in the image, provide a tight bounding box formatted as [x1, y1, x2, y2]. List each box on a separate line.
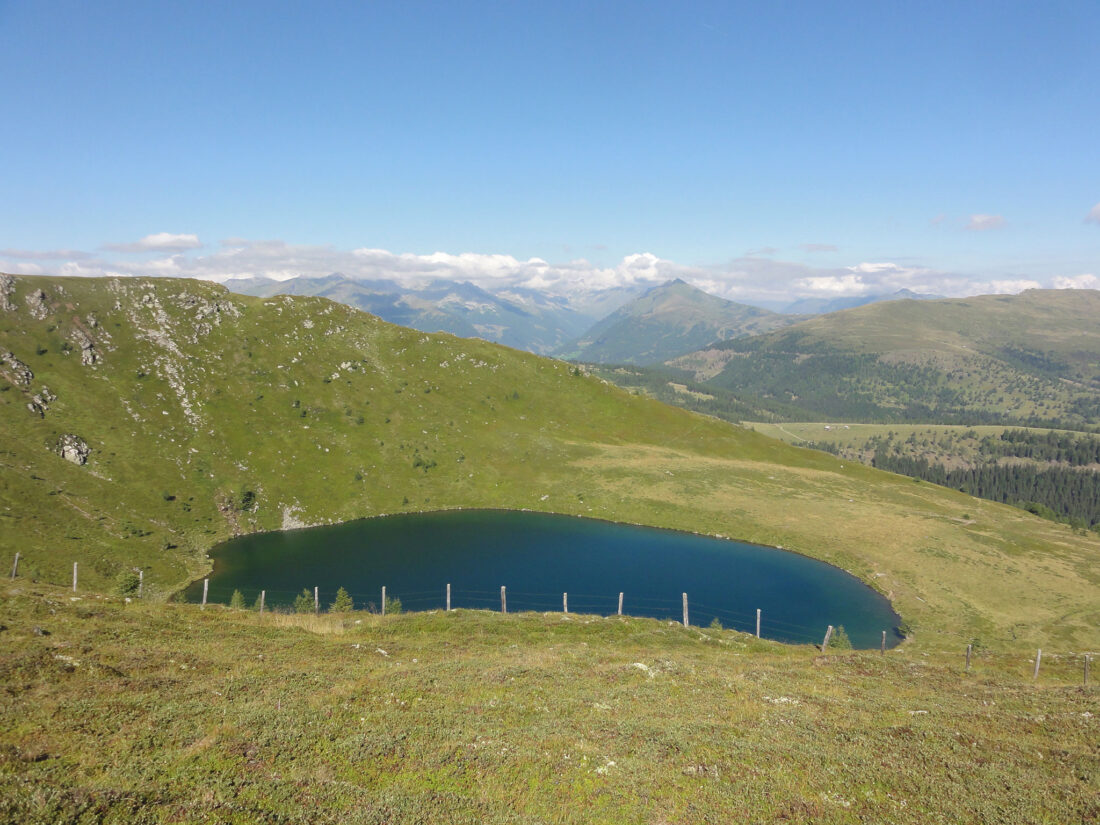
[0, 350, 33, 386]
[27, 386, 56, 417]
[0, 274, 14, 312]
[70, 328, 99, 366]
[56, 434, 90, 465]
[25, 289, 49, 320]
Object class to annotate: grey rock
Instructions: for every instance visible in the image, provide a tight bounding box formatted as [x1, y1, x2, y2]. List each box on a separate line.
[0, 350, 33, 385]
[27, 386, 56, 417]
[71, 328, 98, 366]
[25, 289, 49, 320]
[0, 273, 14, 311]
[56, 434, 90, 465]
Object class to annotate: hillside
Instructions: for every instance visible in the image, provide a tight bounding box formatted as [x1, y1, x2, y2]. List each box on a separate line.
[670, 289, 1100, 428]
[1, 274, 1099, 652]
[1, 584, 1096, 823]
[559, 279, 802, 365]
[750, 422, 1100, 529]
[225, 273, 594, 355]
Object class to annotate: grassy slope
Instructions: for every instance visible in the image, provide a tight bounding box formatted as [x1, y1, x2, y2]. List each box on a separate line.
[671, 289, 1100, 426]
[0, 275, 1098, 651]
[0, 584, 1096, 824]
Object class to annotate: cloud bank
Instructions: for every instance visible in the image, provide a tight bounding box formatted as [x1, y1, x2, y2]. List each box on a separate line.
[0, 234, 1091, 307]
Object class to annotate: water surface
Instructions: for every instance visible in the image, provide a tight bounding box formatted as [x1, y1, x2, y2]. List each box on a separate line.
[185, 509, 902, 649]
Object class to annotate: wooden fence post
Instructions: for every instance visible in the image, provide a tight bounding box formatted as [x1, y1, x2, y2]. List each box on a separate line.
[617, 592, 623, 616]
[381, 586, 386, 617]
[1033, 649, 1042, 680]
[563, 592, 568, 613]
[72, 562, 78, 593]
[10, 552, 19, 579]
[314, 586, 319, 614]
[1086, 655, 1091, 687]
[756, 608, 761, 639]
[259, 590, 265, 615]
[201, 578, 208, 609]
[881, 631, 886, 655]
[682, 593, 689, 627]
[138, 570, 144, 599]
[821, 625, 834, 652]
[965, 644, 972, 672]
[446, 583, 451, 612]
[501, 585, 507, 614]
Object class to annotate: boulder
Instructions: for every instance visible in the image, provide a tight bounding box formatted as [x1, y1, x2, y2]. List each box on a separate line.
[56, 434, 90, 465]
[71, 328, 99, 366]
[27, 386, 56, 418]
[0, 350, 33, 385]
[0, 273, 13, 311]
[25, 289, 49, 320]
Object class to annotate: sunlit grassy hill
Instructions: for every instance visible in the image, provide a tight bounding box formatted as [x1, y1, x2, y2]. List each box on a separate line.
[1, 274, 1098, 650]
[671, 289, 1100, 427]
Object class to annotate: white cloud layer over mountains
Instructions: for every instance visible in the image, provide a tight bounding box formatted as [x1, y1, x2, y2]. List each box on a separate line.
[1, 235, 1095, 307]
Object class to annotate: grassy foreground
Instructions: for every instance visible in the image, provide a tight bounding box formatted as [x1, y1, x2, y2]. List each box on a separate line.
[1, 584, 1096, 824]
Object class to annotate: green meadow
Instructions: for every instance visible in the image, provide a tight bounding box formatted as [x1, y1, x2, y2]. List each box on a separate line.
[1, 274, 1097, 821]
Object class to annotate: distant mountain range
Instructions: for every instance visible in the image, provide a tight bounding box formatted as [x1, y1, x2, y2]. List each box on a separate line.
[779, 288, 942, 315]
[556, 279, 804, 365]
[224, 273, 602, 355]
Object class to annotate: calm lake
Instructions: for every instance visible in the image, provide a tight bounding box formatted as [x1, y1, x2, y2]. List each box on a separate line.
[184, 509, 903, 649]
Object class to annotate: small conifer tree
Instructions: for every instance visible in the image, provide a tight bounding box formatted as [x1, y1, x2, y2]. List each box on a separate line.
[229, 589, 245, 610]
[828, 625, 853, 650]
[330, 586, 354, 613]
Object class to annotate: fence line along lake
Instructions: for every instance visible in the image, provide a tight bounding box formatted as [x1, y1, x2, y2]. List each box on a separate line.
[183, 509, 903, 649]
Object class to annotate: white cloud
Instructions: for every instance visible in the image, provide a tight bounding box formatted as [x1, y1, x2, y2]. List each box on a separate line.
[1086, 203, 1100, 225]
[965, 214, 1006, 231]
[3, 237, 1074, 308]
[1053, 273, 1099, 290]
[793, 274, 868, 294]
[976, 279, 1042, 294]
[799, 243, 838, 253]
[103, 232, 202, 253]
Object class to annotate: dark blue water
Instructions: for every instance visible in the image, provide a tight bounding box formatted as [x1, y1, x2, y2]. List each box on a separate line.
[184, 509, 902, 648]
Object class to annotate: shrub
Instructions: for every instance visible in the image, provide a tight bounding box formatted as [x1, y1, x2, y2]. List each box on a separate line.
[330, 587, 354, 613]
[252, 593, 265, 611]
[114, 570, 140, 597]
[293, 589, 315, 614]
[384, 595, 402, 615]
[229, 589, 245, 610]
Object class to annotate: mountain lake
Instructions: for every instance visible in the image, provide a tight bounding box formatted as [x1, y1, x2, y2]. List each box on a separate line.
[183, 509, 903, 649]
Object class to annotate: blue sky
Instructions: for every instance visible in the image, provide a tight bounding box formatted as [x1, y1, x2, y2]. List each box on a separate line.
[1, 0, 1097, 303]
